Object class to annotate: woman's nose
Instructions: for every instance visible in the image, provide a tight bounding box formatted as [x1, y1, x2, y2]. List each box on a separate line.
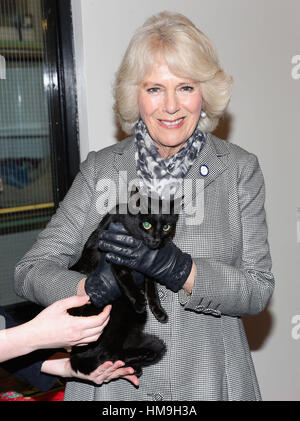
[163, 91, 180, 114]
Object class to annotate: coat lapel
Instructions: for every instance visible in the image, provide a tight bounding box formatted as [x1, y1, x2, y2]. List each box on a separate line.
[177, 133, 229, 206]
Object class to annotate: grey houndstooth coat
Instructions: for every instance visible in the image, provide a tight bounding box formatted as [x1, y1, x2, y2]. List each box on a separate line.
[14, 133, 275, 401]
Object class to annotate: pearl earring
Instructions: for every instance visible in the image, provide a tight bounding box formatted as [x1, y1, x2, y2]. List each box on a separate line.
[200, 110, 207, 119]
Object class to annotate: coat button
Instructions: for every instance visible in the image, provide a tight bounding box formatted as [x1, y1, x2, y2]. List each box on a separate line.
[154, 393, 163, 401]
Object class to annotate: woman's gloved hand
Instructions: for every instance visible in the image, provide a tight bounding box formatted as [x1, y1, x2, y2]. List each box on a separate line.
[98, 222, 193, 293]
[85, 223, 144, 308]
[84, 252, 122, 308]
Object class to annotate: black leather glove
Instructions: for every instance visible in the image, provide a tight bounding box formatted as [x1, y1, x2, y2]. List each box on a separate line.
[98, 223, 193, 293]
[84, 252, 122, 308]
[85, 225, 145, 308]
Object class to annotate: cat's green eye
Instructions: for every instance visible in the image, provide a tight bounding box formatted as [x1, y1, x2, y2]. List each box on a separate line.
[143, 221, 152, 230]
[163, 224, 171, 232]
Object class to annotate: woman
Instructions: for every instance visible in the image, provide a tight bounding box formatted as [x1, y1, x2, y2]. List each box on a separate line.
[14, 11, 274, 401]
[0, 296, 138, 389]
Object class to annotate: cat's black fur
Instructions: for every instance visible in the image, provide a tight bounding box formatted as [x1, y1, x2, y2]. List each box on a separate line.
[68, 194, 181, 377]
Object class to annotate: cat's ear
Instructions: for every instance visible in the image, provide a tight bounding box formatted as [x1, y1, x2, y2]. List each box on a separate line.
[129, 185, 140, 207]
[172, 195, 185, 213]
[130, 185, 139, 196]
[126, 184, 140, 214]
[129, 185, 139, 198]
[128, 186, 149, 214]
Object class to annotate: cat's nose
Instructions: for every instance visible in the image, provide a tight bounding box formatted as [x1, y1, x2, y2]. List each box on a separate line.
[149, 239, 161, 249]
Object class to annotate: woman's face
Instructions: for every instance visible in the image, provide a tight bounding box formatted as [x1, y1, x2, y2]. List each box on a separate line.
[138, 61, 203, 156]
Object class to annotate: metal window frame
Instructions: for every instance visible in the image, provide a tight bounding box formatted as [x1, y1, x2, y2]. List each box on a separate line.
[42, 0, 79, 206]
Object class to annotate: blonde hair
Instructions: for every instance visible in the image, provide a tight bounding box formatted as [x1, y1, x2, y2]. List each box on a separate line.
[114, 11, 233, 134]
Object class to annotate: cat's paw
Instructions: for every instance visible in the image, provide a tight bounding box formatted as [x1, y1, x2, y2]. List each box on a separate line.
[68, 304, 99, 317]
[132, 366, 143, 377]
[152, 309, 168, 324]
[157, 312, 168, 324]
[131, 295, 147, 313]
[134, 299, 147, 314]
[70, 355, 99, 375]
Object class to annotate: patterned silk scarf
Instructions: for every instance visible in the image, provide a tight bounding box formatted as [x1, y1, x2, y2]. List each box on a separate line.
[134, 118, 206, 199]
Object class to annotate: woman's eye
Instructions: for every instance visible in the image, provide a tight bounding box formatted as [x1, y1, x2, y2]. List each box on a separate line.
[180, 85, 194, 92]
[162, 224, 171, 232]
[147, 87, 160, 93]
[143, 221, 152, 230]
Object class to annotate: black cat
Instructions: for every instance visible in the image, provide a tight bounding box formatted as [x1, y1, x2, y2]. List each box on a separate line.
[68, 193, 181, 377]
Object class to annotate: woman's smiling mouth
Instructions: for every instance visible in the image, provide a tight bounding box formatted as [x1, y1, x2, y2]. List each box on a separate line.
[158, 117, 185, 128]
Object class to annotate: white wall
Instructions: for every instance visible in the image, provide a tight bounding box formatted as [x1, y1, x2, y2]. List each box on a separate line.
[71, 0, 300, 401]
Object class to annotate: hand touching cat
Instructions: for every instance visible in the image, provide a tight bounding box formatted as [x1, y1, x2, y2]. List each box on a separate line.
[41, 357, 140, 387]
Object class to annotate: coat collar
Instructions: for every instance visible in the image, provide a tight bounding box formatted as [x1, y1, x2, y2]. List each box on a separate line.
[113, 133, 229, 204]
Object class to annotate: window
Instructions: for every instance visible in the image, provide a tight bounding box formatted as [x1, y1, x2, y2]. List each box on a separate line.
[0, 0, 79, 307]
